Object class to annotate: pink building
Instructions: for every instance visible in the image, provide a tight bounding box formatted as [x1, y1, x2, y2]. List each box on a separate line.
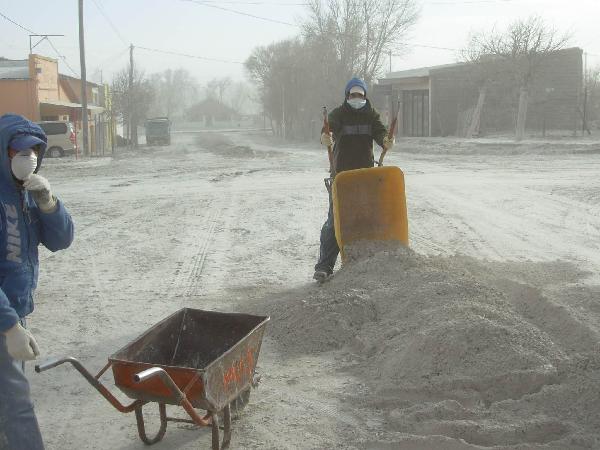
[0, 54, 105, 152]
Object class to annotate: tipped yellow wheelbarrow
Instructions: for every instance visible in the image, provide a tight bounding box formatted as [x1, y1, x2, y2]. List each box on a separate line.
[332, 165, 408, 261]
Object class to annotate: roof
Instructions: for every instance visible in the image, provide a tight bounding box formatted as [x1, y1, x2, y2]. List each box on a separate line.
[40, 99, 104, 112]
[59, 73, 101, 88]
[381, 62, 467, 82]
[0, 59, 29, 80]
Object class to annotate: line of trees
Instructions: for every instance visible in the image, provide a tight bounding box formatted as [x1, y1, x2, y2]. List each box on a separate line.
[245, 0, 419, 140]
[111, 66, 252, 145]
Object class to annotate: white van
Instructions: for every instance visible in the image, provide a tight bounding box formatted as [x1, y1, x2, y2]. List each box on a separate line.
[37, 121, 78, 158]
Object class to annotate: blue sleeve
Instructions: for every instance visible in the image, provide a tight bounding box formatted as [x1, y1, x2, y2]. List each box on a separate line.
[37, 198, 75, 251]
[0, 287, 19, 333]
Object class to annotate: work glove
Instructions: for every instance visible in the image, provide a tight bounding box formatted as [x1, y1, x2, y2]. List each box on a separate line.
[320, 132, 334, 147]
[382, 136, 395, 151]
[23, 174, 57, 213]
[3, 323, 40, 361]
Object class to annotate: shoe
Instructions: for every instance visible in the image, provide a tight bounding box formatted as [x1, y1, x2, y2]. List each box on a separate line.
[313, 270, 332, 283]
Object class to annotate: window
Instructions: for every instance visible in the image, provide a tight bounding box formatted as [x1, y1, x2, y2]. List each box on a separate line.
[39, 122, 68, 135]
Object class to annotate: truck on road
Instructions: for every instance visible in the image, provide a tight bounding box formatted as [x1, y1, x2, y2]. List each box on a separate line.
[145, 117, 171, 146]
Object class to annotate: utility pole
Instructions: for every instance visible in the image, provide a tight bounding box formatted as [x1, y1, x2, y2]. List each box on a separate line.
[583, 52, 589, 136]
[78, 0, 89, 156]
[128, 44, 134, 147]
[389, 50, 392, 73]
[281, 83, 285, 139]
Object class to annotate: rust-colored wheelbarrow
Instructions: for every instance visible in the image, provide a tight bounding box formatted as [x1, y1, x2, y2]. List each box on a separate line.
[35, 308, 270, 449]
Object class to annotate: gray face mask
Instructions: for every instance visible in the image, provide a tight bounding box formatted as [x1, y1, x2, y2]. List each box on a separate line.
[348, 98, 367, 110]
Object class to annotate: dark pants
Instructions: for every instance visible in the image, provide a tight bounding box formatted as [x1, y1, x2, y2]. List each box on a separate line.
[315, 190, 339, 274]
[0, 319, 45, 450]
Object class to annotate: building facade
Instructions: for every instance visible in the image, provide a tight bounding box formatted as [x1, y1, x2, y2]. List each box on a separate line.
[0, 54, 111, 154]
[372, 47, 584, 138]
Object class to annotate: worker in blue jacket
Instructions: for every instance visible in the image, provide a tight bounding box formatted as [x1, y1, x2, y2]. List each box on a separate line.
[0, 114, 74, 450]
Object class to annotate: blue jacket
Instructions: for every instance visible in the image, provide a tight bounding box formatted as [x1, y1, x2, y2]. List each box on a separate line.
[0, 114, 74, 332]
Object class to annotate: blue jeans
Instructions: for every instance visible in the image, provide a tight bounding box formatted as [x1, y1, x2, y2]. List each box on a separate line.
[315, 191, 339, 274]
[0, 319, 45, 450]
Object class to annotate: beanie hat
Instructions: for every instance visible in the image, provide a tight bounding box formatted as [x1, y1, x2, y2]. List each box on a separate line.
[345, 77, 368, 97]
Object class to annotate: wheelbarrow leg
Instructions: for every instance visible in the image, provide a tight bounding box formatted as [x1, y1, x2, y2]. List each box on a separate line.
[211, 412, 220, 450]
[135, 402, 167, 445]
[210, 404, 231, 450]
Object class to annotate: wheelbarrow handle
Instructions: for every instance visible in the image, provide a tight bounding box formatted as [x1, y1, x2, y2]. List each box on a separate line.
[35, 356, 143, 413]
[35, 356, 79, 373]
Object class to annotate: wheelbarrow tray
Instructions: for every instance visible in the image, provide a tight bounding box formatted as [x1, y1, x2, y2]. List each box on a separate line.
[109, 308, 269, 412]
[332, 166, 408, 261]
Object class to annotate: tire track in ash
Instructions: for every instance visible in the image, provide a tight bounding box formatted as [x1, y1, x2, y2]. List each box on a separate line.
[168, 201, 223, 300]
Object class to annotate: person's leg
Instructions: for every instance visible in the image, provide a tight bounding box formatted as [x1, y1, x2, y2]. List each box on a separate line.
[0, 320, 45, 450]
[315, 195, 339, 275]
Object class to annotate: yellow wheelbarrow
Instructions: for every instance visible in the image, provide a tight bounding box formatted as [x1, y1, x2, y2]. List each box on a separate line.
[331, 165, 408, 261]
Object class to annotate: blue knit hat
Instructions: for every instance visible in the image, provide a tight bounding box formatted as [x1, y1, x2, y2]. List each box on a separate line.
[344, 77, 368, 97]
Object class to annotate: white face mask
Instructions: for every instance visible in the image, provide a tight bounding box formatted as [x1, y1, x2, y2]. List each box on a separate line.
[348, 98, 367, 110]
[11, 149, 38, 181]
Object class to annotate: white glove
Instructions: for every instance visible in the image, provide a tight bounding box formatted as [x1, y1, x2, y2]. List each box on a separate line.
[23, 174, 57, 213]
[3, 323, 40, 361]
[382, 136, 395, 151]
[320, 132, 334, 147]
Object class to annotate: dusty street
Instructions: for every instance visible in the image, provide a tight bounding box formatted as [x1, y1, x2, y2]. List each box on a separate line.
[28, 131, 600, 449]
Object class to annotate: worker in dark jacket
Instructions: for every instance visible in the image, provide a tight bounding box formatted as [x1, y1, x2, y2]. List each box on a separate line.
[314, 78, 394, 282]
[0, 114, 74, 450]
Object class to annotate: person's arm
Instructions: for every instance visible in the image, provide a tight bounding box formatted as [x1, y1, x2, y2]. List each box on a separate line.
[327, 107, 343, 141]
[371, 108, 388, 148]
[37, 199, 75, 251]
[0, 288, 19, 333]
[1, 288, 39, 360]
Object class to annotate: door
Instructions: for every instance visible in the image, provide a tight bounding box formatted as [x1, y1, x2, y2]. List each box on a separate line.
[402, 90, 429, 137]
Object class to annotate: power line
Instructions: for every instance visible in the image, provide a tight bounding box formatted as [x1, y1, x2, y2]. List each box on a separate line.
[425, 0, 514, 4]
[135, 46, 246, 64]
[46, 39, 79, 76]
[95, 46, 130, 70]
[90, 0, 128, 45]
[0, 10, 79, 76]
[181, 0, 300, 27]
[0, 10, 35, 33]
[188, 0, 308, 4]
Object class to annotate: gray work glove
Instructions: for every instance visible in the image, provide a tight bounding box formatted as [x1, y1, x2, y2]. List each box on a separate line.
[3, 323, 40, 361]
[23, 174, 57, 213]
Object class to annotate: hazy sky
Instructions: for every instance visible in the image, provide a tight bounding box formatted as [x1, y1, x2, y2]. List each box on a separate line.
[2, 0, 600, 90]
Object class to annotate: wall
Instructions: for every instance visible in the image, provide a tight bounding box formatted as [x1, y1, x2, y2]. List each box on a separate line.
[527, 48, 583, 133]
[429, 64, 479, 136]
[31, 54, 59, 103]
[429, 48, 583, 136]
[0, 79, 37, 119]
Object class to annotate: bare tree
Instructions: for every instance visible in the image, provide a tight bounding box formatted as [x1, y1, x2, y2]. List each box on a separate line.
[206, 77, 232, 104]
[227, 81, 251, 114]
[111, 65, 154, 146]
[149, 69, 198, 119]
[303, 0, 419, 84]
[245, 0, 418, 140]
[465, 16, 570, 140]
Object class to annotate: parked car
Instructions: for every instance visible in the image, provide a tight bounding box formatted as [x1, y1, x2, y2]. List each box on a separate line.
[145, 117, 171, 146]
[37, 121, 78, 158]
